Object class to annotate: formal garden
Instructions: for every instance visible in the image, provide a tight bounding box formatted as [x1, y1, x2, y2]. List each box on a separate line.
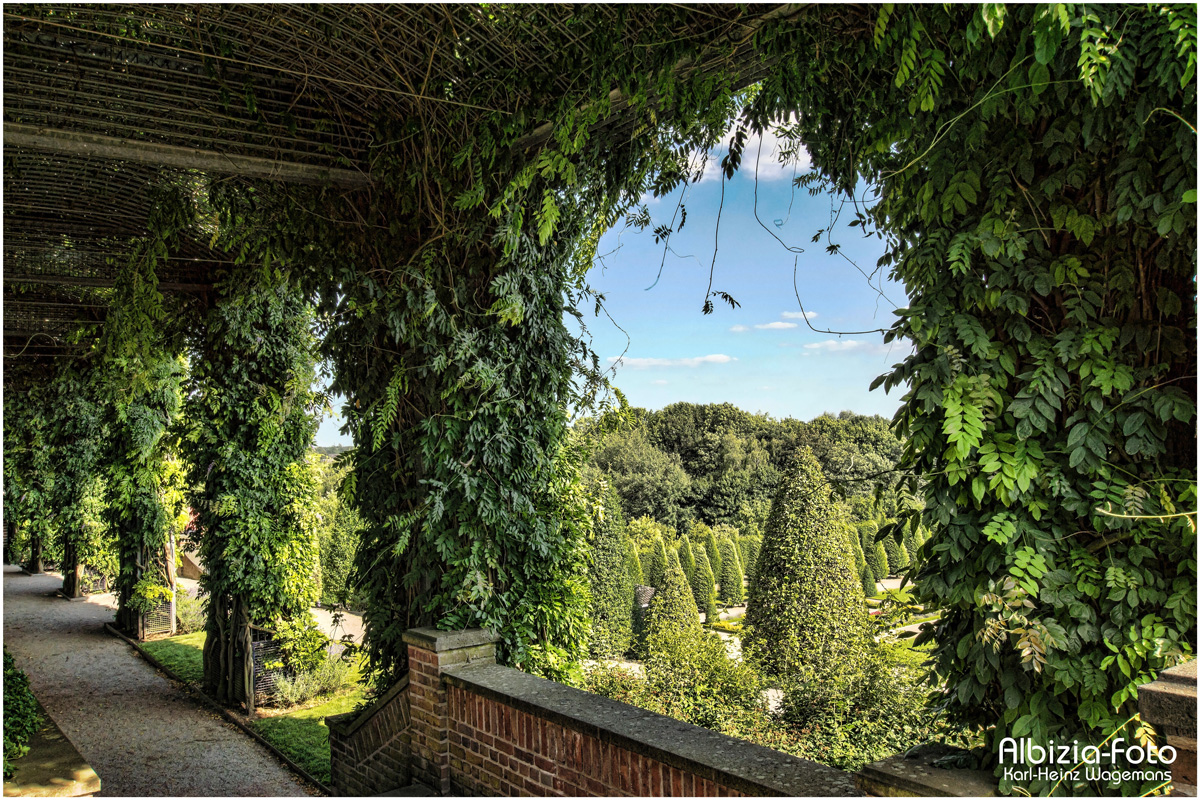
[3, 4, 1195, 797]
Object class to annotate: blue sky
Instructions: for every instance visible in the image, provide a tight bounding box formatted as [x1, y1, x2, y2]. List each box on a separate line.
[314, 132, 910, 446]
[579, 131, 911, 425]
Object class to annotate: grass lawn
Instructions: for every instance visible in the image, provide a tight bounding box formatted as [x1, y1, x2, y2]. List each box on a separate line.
[251, 686, 367, 787]
[140, 631, 205, 685]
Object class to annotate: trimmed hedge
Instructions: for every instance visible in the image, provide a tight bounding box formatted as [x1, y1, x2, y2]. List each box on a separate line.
[881, 531, 904, 574]
[624, 534, 643, 586]
[642, 533, 669, 592]
[858, 521, 885, 582]
[743, 448, 870, 678]
[646, 551, 700, 649]
[691, 521, 721, 582]
[4, 648, 41, 779]
[737, 535, 762, 583]
[677, 535, 696, 583]
[588, 484, 635, 658]
[691, 548, 718, 621]
[717, 537, 744, 605]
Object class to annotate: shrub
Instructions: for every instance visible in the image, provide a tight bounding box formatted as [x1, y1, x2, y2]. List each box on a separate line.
[872, 541, 889, 579]
[274, 618, 330, 674]
[901, 525, 918, 565]
[859, 523, 887, 582]
[677, 535, 696, 583]
[645, 629, 763, 731]
[642, 553, 762, 731]
[175, 590, 207, 634]
[270, 654, 356, 707]
[690, 548, 718, 621]
[3, 648, 41, 778]
[743, 448, 871, 680]
[641, 533, 669, 592]
[525, 643, 585, 687]
[645, 551, 699, 647]
[717, 537, 744, 605]
[691, 521, 721, 579]
[588, 484, 635, 658]
[737, 535, 762, 583]
[846, 526, 867, 573]
[582, 662, 656, 711]
[858, 563, 877, 597]
[780, 639, 956, 772]
[881, 531, 904, 574]
[623, 534, 643, 585]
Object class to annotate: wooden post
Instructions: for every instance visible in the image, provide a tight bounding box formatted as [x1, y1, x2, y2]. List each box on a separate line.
[3, 519, 15, 565]
[61, 537, 85, 599]
[25, 532, 43, 574]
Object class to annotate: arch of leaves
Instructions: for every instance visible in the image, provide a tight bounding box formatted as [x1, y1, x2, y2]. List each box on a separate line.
[3, 4, 1194, 775]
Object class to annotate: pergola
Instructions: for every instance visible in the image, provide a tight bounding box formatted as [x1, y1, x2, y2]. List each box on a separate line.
[7, 10, 1194, 781]
[3, 4, 792, 361]
[4, 3, 811, 702]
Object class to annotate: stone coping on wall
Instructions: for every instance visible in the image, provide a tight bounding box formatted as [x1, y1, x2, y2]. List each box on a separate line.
[855, 744, 997, 797]
[3, 701, 100, 797]
[402, 627, 501, 653]
[441, 661, 859, 797]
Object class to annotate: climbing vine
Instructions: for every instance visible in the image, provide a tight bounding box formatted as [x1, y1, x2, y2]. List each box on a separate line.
[3, 377, 58, 569]
[738, 5, 1194, 794]
[44, 357, 117, 595]
[8, 12, 1188, 783]
[180, 265, 324, 703]
[99, 185, 190, 633]
[200, 6, 767, 690]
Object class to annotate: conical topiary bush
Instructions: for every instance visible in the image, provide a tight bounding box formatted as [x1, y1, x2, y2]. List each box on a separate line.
[743, 448, 870, 678]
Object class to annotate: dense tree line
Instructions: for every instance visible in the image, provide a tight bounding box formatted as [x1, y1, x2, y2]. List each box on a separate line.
[586, 403, 904, 535]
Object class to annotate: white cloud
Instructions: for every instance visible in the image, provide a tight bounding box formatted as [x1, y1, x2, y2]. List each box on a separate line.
[802, 339, 902, 356]
[803, 340, 866, 352]
[652, 379, 669, 385]
[607, 354, 736, 369]
[729, 324, 748, 333]
[755, 321, 798, 330]
[781, 311, 818, 320]
[697, 126, 812, 184]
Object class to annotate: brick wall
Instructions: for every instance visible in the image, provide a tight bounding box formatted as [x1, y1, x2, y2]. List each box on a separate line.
[326, 674, 412, 796]
[328, 627, 858, 797]
[445, 683, 745, 796]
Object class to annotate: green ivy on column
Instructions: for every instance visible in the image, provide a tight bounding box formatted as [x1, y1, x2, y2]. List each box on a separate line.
[181, 266, 323, 705]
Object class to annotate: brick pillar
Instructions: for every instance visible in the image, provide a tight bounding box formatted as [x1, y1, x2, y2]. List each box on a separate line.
[1140, 659, 1197, 792]
[403, 628, 499, 795]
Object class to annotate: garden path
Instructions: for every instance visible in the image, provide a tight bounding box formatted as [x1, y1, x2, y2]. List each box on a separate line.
[3, 566, 313, 797]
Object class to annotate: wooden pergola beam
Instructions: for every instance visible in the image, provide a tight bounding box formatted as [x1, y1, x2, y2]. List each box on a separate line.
[5, 274, 209, 292]
[5, 123, 373, 188]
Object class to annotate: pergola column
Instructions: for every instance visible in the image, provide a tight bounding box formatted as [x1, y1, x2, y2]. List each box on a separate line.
[24, 531, 43, 575]
[185, 270, 321, 712]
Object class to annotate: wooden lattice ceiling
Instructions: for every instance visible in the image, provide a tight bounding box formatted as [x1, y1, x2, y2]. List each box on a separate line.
[3, 4, 799, 362]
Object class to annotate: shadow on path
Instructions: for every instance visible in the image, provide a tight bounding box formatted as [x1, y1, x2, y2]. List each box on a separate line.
[3, 565, 312, 797]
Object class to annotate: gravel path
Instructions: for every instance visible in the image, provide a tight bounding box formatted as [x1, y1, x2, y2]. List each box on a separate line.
[3, 566, 313, 797]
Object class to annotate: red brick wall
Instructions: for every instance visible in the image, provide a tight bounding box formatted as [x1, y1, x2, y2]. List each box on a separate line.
[407, 643, 453, 793]
[445, 685, 746, 797]
[328, 630, 854, 797]
[327, 676, 411, 796]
